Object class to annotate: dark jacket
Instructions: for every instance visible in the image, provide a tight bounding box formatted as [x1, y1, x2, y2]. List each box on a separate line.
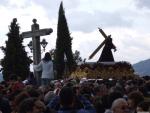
[47, 95, 96, 113]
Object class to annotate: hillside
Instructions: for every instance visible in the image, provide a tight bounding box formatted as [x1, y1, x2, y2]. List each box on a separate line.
[133, 59, 150, 76]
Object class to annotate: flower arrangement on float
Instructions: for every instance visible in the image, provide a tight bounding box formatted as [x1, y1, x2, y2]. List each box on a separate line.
[71, 61, 135, 79]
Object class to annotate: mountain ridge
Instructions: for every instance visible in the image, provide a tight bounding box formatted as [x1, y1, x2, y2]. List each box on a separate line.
[133, 59, 150, 76]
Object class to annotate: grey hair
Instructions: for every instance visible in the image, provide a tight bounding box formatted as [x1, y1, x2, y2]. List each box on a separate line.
[111, 98, 127, 111]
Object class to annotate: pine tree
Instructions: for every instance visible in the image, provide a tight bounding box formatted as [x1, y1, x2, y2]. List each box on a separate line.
[1, 18, 31, 81]
[55, 2, 75, 79]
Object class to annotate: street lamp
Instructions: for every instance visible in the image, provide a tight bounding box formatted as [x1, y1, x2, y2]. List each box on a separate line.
[40, 38, 48, 52]
[27, 38, 48, 52]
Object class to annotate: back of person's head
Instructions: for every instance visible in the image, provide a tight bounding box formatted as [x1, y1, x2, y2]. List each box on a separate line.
[128, 91, 144, 108]
[18, 97, 45, 113]
[65, 82, 74, 87]
[14, 91, 30, 110]
[94, 96, 105, 113]
[43, 52, 51, 62]
[27, 88, 40, 98]
[137, 101, 150, 112]
[93, 85, 101, 95]
[107, 91, 123, 108]
[18, 97, 37, 113]
[111, 98, 128, 113]
[59, 86, 75, 107]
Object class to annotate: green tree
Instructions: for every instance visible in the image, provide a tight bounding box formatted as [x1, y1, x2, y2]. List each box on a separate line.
[73, 50, 86, 64]
[55, 2, 75, 79]
[0, 18, 31, 81]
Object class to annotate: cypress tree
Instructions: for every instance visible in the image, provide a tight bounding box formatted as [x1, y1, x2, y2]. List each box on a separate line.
[1, 18, 31, 81]
[55, 2, 75, 79]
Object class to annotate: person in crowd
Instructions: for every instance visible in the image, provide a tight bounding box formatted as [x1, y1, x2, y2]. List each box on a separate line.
[111, 98, 129, 113]
[0, 93, 11, 113]
[18, 97, 46, 113]
[28, 72, 36, 85]
[34, 52, 54, 86]
[26, 87, 42, 100]
[44, 90, 55, 105]
[104, 91, 123, 113]
[48, 86, 96, 113]
[11, 76, 25, 93]
[136, 101, 150, 112]
[92, 84, 109, 113]
[53, 81, 62, 96]
[11, 91, 30, 113]
[58, 86, 96, 113]
[127, 91, 144, 113]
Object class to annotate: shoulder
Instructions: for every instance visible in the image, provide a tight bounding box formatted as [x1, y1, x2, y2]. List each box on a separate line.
[48, 61, 53, 64]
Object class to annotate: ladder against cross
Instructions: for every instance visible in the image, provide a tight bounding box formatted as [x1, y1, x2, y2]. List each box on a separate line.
[21, 19, 53, 86]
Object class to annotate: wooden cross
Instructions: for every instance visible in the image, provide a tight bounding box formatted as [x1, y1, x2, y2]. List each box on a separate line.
[21, 19, 53, 85]
[89, 28, 116, 60]
[22, 28, 53, 38]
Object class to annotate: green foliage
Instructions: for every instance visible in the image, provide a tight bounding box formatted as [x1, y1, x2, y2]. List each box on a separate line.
[0, 18, 31, 81]
[55, 2, 76, 79]
[73, 50, 84, 64]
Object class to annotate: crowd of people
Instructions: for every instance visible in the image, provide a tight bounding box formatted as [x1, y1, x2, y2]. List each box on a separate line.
[0, 74, 150, 113]
[0, 53, 150, 113]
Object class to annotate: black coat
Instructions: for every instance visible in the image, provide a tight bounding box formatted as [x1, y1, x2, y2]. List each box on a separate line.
[98, 37, 116, 62]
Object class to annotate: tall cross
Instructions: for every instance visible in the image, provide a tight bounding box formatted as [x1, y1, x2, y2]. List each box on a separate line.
[21, 19, 53, 85]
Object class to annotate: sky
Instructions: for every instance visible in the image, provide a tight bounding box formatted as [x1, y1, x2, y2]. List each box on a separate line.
[0, 0, 150, 64]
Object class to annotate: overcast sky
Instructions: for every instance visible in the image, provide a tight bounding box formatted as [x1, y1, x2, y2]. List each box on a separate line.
[0, 0, 150, 64]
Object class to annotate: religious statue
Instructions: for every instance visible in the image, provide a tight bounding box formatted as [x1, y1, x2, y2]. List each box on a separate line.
[89, 28, 117, 62]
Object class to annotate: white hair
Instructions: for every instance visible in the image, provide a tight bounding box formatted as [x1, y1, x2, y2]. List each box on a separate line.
[111, 98, 127, 110]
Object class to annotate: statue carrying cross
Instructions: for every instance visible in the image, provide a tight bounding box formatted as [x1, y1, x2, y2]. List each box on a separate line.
[21, 19, 53, 85]
[89, 28, 116, 62]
